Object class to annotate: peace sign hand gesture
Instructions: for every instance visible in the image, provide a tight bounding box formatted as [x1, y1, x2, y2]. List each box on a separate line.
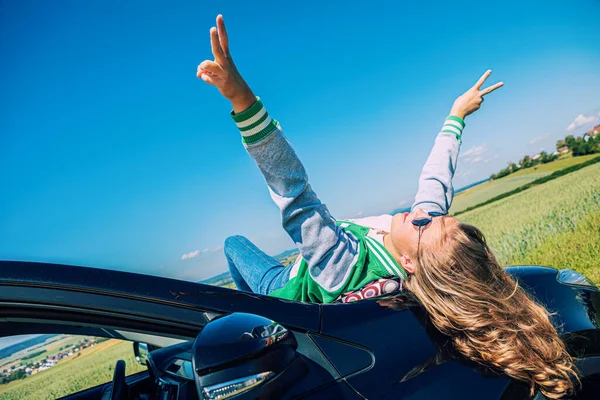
[450, 70, 504, 120]
[197, 15, 256, 113]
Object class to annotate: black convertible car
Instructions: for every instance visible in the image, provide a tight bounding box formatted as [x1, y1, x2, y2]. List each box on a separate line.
[0, 261, 599, 400]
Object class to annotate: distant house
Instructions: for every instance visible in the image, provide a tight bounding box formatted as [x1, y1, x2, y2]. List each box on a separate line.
[558, 146, 569, 154]
[584, 125, 600, 141]
[531, 153, 541, 160]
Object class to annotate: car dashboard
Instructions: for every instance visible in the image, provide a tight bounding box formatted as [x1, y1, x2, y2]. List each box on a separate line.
[146, 341, 198, 400]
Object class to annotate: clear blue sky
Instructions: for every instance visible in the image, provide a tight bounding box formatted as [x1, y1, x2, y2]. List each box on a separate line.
[1, 0, 599, 281]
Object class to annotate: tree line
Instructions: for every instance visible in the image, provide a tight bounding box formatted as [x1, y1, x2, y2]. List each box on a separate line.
[556, 133, 600, 157]
[490, 131, 600, 180]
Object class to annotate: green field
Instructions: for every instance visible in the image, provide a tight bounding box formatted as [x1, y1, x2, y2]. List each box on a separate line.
[0, 340, 144, 400]
[458, 162, 600, 284]
[451, 154, 599, 213]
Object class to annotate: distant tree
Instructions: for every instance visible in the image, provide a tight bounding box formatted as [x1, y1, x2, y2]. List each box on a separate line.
[571, 137, 593, 156]
[571, 138, 581, 156]
[494, 167, 511, 179]
[556, 139, 566, 150]
[4, 369, 26, 383]
[565, 135, 576, 148]
[11, 366, 15, 371]
[540, 151, 551, 164]
[592, 135, 600, 152]
[520, 155, 532, 169]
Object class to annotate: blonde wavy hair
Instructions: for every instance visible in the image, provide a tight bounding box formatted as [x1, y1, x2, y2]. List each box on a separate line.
[404, 221, 580, 398]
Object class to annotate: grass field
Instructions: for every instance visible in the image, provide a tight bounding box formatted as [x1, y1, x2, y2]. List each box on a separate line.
[457, 162, 600, 285]
[451, 154, 599, 213]
[0, 340, 144, 400]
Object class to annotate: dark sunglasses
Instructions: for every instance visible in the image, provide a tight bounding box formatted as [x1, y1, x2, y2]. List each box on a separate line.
[411, 211, 444, 227]
[412, 217, 433, 227]
[411, 212, 444, 258]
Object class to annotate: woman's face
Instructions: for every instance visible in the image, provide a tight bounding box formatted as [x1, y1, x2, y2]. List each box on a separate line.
[389, 208, 457, 272]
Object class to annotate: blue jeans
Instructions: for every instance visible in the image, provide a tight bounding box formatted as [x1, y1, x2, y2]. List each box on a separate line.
[224, 235, 293, 295]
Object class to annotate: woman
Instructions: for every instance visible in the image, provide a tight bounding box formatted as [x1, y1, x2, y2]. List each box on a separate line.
[197, 15, 579, 398]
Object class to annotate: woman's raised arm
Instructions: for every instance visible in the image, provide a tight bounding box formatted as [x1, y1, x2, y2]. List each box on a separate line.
[412, 70, 503, 214]
[197, 15, 361, 301]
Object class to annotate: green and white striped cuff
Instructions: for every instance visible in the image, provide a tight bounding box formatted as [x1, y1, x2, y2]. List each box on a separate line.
[230, 97, 279, 144]
[440, 115, 465, 142]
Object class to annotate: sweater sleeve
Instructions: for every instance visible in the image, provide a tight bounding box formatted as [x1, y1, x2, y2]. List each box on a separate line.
[411, 115, 465, 215]
[231, 98, 361, 298]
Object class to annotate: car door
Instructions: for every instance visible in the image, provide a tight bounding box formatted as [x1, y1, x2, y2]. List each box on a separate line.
[0, 260, 320, 334]
[0, 261, 341, 399]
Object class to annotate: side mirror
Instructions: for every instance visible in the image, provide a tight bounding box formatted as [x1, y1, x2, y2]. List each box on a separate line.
[133, 342, 158, 366]
[191, 312, 307, 400]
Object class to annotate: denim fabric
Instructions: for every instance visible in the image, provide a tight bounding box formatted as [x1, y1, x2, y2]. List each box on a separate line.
[224, 235, 292, 295]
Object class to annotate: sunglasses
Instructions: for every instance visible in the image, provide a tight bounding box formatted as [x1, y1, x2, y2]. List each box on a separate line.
[411, 212, 444, 258]
[411, 210, 444, 227]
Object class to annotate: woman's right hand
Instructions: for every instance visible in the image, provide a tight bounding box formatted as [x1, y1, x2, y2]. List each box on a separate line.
[450, 70, 504, 120]
[196, 15, 256, 114]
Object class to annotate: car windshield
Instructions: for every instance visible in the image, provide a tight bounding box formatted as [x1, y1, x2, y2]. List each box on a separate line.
[1, 1, 599, 295]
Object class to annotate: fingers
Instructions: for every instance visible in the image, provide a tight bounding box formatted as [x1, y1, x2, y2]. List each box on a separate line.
[481, 81, 504, 96]
[199, 72, 219, 86]
[210, 27, 226, 64]
[216, 14, 229, 56]
[198, 60, 225, 77]
[473, 69, 492, 90]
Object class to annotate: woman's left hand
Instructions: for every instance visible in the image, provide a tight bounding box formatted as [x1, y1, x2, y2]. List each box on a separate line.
[450, 70, 504, 120]
[197, 15, 256, 114]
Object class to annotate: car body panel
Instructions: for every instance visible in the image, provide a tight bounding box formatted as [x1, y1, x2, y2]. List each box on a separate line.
[1, 261, 599, 400]
[0, 261, 320, 333]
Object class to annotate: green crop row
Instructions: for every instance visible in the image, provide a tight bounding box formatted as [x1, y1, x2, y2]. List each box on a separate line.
[453, 155, 600, 216]
[458, 163, 600, 284]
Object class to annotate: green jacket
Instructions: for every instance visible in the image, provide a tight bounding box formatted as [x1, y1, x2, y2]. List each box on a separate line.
[270, 220, 407, 303]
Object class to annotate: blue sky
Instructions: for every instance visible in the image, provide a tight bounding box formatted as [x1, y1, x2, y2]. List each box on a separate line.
[1, 0, 599, 282]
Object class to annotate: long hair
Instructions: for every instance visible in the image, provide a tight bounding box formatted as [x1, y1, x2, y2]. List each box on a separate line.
[404, 222, 579, 398]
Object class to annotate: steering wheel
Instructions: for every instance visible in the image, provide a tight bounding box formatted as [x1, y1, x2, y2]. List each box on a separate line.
[110, 360, 128, 400]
